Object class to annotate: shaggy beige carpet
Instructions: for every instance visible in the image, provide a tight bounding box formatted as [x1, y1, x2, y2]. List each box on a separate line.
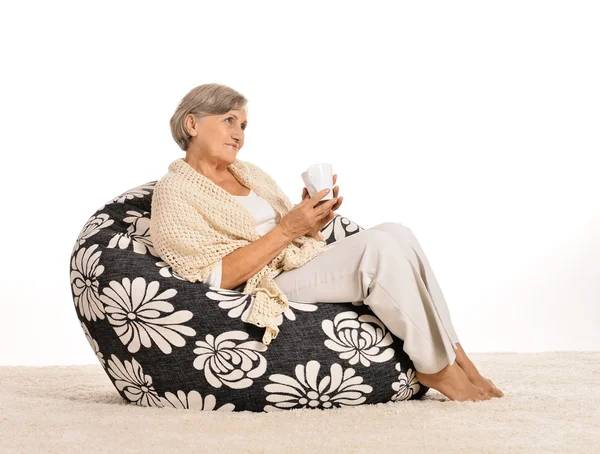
[1, 352, 598, 453]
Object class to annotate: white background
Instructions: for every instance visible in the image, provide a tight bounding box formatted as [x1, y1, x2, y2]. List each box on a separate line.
[1, 0, 598, 365]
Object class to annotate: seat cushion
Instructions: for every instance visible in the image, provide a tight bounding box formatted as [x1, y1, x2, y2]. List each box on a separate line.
[69, 180, 429, 412]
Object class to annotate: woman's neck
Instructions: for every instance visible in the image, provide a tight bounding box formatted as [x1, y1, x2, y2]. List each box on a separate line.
[184, 156, 232, 185]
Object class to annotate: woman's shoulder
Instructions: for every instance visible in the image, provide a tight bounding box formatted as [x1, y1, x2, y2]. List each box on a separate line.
[152, 167, 194, 209]
[153, 171, 177, 195]
[155, 159, 195, 190]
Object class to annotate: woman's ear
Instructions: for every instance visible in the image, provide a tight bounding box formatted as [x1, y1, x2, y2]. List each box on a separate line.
[184, 114, 199, 137]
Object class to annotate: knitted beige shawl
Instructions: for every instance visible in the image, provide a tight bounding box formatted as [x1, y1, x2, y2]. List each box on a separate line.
[150, 157, 331, 346]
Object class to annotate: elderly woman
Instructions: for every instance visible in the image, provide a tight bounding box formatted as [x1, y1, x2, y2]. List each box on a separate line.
[150, 83, 504, 402]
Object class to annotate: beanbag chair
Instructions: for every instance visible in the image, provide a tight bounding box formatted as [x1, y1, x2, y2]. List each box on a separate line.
[69, 179, 430, 412]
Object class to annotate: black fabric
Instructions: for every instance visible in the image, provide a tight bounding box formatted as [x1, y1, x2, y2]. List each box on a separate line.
[69, 180, 429, 412]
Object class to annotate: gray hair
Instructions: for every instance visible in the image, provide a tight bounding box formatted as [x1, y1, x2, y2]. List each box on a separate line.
[170, 83, 248, 151]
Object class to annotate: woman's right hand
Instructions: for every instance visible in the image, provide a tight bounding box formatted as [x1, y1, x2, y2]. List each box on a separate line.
[279, 189, 338, 241]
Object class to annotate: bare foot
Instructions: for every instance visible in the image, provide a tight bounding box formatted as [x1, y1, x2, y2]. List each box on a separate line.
[454, 343, 504, 398]
[415, 361, 492, 402]
[463, 372, 504, 398]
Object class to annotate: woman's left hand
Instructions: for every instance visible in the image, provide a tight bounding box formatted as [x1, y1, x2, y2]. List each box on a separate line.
[302, 173, 344, 241]
[302, 173, 343, 208]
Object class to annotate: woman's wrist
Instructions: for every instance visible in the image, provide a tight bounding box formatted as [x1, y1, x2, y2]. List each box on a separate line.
[275, 223, 295, 243]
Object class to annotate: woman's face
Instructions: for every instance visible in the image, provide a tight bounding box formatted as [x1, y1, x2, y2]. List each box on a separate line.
[185, 109, 248, 162]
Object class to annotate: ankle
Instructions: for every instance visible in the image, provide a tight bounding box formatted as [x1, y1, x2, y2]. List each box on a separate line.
[454, 344, 474, 368]
[416, 361, 457, 381]
[457, 360, 481, 380]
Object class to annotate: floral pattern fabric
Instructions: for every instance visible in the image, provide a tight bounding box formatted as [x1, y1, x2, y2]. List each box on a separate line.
[69, 180, 429, 412]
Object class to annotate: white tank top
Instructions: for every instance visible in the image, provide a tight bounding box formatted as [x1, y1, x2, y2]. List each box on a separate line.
[202, 189, 280, 288]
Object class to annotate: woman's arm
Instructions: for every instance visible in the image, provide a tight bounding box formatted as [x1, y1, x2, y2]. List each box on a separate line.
[220, 224, 293, 290]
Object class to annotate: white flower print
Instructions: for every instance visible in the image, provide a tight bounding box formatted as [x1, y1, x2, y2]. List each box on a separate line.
[282, 300, 321, 320]
[264, 360, 373, 411]
[106, 354, 163, 408]
[323, 311, 396, 367]
[102, 182, 156, 209]
[151, 261, 199, 282]
[206, 288, 321, 325]
[81, 321, 106, 369]
[206, 288, 254, 320]
[71, 244, 106, 322]
[72, 212, 114, 256]
[154, 260, 186, 279]
[100, 277, 196, 354]
[160, 390, 235, 411]
[106, 210, 158, 256]
[193, 331, 268, 389]
[391, 363, 421, 401]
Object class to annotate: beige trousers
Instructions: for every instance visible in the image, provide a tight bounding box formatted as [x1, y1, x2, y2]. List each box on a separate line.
[273, 222, 460, 374]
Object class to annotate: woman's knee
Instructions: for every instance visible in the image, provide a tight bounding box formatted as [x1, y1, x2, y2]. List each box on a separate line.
[359, 228, 397, 248]
[358, 229, 408, 258]
[369, 222, 415, 246]
[366, 223, 418, 262]
[371, 221, 413, 235]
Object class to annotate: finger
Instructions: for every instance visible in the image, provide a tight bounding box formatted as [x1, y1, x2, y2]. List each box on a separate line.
[302, 187, 308, 199]
[331, 196, 343, 211]
[316, 197, 338, 216]
[316, 208, 329, 219]
[319, 210, 335, 225]
[333, 185, 339, 198]
[309, 188, 332, 206]
[333, 174, 337, 184]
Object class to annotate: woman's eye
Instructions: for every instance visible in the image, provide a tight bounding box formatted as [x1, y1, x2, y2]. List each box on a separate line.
[226, 117, 246, 130]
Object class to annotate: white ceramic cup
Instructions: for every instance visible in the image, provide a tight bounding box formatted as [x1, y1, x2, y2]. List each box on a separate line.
[301, 163, 334, 204]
